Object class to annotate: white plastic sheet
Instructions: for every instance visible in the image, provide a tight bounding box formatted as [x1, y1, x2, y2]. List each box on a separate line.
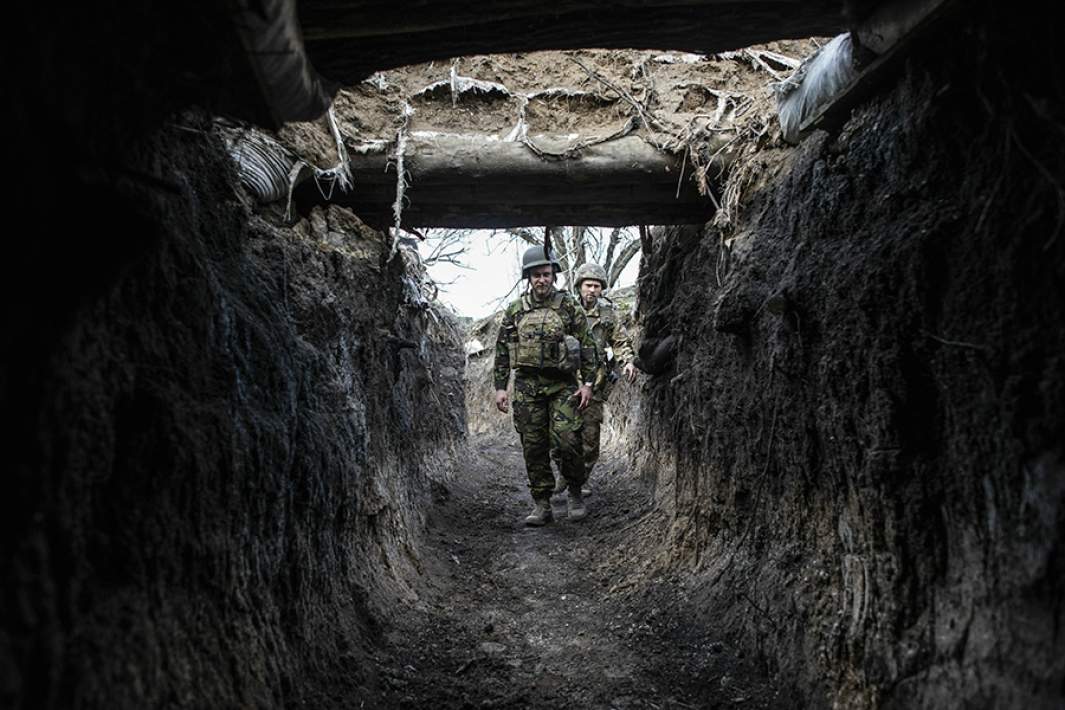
[775, 33, 858, 144]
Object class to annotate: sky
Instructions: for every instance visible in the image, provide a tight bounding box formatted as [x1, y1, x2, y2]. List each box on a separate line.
[417, 230, 641, 320]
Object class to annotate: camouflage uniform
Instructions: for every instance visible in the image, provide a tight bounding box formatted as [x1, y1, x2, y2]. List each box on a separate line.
[494, 288, 598, 501]
[581, 296, 635, 477]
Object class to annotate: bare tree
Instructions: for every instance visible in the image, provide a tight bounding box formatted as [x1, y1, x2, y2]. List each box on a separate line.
[420, 228, 473, 269]
[499, 226, 642, 288]
[410, 228, 476, 303]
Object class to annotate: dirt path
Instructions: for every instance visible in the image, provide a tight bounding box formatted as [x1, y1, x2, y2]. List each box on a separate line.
[366, 438, 783, 709]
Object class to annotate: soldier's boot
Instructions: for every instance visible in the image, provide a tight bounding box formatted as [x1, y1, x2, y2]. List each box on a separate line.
[524, 498, 554, 527]
[552, 476, 568, 497]
[570, 474, 592, 498]
[567, 487, 587, 522]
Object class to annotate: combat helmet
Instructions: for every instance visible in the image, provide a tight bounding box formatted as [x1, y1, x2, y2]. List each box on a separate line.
[521, 245, 562, 279]
[573, 262, 608, 289]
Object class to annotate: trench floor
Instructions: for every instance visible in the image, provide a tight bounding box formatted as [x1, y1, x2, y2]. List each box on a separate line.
[365, 438, 783, 709]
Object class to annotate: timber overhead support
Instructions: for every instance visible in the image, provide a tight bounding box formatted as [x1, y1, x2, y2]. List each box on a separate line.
[222, 0, 850, 125]
[297, 1, 845, 84]
[296, 134, 721, 229]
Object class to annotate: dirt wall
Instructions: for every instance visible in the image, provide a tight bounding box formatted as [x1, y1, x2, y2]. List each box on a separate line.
[1, 118, 466, 709]
[465, 313, 513, 441]
[629, 6, 1065, 708]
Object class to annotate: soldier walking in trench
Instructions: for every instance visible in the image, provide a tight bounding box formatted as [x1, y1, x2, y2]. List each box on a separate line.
[493, 246, 599, 526]
[553, 263, 638, 498]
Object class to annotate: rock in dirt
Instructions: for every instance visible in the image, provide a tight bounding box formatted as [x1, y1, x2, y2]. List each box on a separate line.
[478, 641, 508, 656]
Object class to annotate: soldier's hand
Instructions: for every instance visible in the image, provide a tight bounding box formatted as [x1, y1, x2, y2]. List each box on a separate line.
[495, 389, 509, 413]
[576, 384, 593, 411]
[623, 362, 638, 383]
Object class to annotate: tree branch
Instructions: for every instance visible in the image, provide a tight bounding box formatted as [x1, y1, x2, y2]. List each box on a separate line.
[638, 225, 653, 255]
[502, 227, 542, 246]
[603, 226, 624, 274]
[608, 239, 641, 287]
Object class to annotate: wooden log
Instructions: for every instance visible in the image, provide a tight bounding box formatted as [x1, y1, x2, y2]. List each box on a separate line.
[301, 0, 778, 41]
[347, 134, 717, 185]
[339, 183, 700, 206]
[331, 204, 715, 229]
[800, 0, 957, 136]
[303, 133, 723, 227]
[229, 0, 337, 125]
[224, 0, 847, 127]
[854, 0, 956, 55]
[299, 0, 846, 83]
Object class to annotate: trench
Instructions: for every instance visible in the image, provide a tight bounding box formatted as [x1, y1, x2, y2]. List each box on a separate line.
[5, 2, 1065, 710]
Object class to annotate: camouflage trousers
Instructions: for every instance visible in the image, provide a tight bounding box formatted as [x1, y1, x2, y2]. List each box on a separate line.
[552, 396, 606, 476]
[512, 372, 586, 500]
[581, 399, 606, 477]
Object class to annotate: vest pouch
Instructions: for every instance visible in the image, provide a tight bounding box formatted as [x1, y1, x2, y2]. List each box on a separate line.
[507, 342, 519, 369]
[513, 304, 567, 370]
[561, 335, 581, 374]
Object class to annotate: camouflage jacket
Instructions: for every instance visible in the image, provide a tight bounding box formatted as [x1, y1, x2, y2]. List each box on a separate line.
[582, 296, 635, 392]
[493, 287, 598, 391]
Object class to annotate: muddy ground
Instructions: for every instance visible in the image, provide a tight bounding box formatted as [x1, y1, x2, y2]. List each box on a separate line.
[358, 439, 786, 710]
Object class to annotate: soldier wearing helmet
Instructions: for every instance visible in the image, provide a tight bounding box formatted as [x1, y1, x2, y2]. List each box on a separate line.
[493, 246, 599, 526]
[554, 262, 638, 497]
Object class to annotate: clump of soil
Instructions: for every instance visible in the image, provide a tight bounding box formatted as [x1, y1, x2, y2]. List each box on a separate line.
[525, 92, 626, 134]
[410, 84, 521, 137]
[333, 84, 403, 141]
[278, 111, 343, 167]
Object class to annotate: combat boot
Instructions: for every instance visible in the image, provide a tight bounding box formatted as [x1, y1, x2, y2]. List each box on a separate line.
[524, 498, 554, 526]
[581, 468, 594, 497]
[552, 477, 567, 497]
[567, 487, 587, 522]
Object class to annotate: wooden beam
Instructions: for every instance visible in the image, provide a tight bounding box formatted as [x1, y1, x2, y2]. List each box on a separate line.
[800, 0, 957, 136]
[222, 0, 849, 128]
[854, 0, 956, 55]
[329, 204, 715, 229]
[299, 0, 846, 83]
[300, 0, 778, 41]
[348, 134, 716, 184]
[297, 134, 723, 227]
[228, 0, 336, 125]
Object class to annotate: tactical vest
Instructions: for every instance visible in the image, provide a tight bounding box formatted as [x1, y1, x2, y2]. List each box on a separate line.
[508, 291, 580, 373]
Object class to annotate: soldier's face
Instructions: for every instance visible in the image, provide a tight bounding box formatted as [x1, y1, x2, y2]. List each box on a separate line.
[529, 265, 555, 298]
[580, 280, 603, 306]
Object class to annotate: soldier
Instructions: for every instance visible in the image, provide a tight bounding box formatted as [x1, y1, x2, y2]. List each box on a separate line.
[494, 246, 599, 526]
[553, 263, 638, 497]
